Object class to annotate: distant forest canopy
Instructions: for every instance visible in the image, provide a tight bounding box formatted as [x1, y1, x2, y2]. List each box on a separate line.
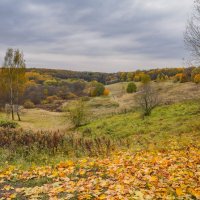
[1, 66, 200, 112]
[27, 67, 196, 84]
[26, 68, 111, 84]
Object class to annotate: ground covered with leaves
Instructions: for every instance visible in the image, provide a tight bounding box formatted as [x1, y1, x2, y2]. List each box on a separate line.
[0, 147, 200, 200]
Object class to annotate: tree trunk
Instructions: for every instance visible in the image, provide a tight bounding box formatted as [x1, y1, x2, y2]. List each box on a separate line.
[11, 105, 14, 120]
[17, 109, 21, 121]
[10, 84, 14, 120]
[16, 105, 21, 121]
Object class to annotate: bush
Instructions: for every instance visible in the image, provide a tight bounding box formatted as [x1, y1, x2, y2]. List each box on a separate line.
[174, 73, 187, 83]
[41, 100, 48, 105]
[194, 74, 200, 83]
[23, 100, 35, 109]
[65, 100, 89, 128]
[103, 88, 110, 96]
[90, 81, 105, 97]
[126, 82, 137, 93]
[65, 92, 77, 99]
[44, 79, 58, 86]
[0, 120, 18, 128]
[156, 73, 168, 82]
[46, 95, 59, 103]
[81, 96, 90, 101]
[191, 67, 200, 80]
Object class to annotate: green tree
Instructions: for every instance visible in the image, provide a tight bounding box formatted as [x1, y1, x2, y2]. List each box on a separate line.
[127, 72, 134, 81]
[90, 81, 105, 97]
[120, 72, 127, 81]
[126, 82, 137, 93]
[141, 74, 151, 84]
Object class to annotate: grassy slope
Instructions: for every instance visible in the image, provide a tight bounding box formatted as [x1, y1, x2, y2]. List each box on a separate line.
[0, 109, 67, 131]
[1, 80, 200, 131]
[80, 100, 200, 150]
[88, 81, 200, 119]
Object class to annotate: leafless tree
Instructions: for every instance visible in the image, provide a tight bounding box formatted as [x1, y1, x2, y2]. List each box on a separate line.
[185, 0, 200, 64]
[137, 83, 160, 116]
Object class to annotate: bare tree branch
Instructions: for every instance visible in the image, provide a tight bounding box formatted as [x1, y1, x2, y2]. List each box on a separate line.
[185, 0, 200, 65]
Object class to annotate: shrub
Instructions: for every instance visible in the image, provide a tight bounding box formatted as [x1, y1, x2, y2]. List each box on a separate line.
[0, 120, 18, 128]
[191, 67, 200, 80]
[46, 95, 59, 103]
[65, 100, 88, 128]
[194, 74, 200, 83]
[90, 81, 105, 97]
[126, 82, 137, 93]
[81, 96, 90, 101]
[41, 100, 48, 105]
[103, 88, 110, 96]
[156, 73, 168, 82]
[174, 73, 187, 83]
[65, 92, 77, 99]
[44, 79, 58, 86]
[23, 100, 35, 109]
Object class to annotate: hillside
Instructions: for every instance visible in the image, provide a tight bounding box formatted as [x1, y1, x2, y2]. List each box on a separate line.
[1, 80, 199, 131]
[0, 80, 200, 199]
[79, 100, 200, 150]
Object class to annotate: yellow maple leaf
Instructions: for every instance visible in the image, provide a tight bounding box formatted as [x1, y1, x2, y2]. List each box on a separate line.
[79, 169, 86, 175]
[150, 176, 158, 182]
[176, 188, 183, 196]
[9, 193, 17, 199]
[99, 194, 107, 199]
[188, 188, 200, 198]
[3, 185, 13, 191]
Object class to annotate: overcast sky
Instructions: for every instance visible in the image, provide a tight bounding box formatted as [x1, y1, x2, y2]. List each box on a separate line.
[0, 0, 193, 72]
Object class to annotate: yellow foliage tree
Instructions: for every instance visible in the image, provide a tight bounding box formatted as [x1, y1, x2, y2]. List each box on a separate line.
[194, 74, 200, 83]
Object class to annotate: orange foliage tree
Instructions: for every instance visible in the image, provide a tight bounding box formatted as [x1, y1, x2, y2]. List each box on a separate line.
[174, 73, 187, 83]
[103, 88, 110, 96]
[194, 74, 200, 83]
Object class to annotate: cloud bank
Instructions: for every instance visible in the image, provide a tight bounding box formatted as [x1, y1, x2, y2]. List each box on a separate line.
[0, 0, 193, 72]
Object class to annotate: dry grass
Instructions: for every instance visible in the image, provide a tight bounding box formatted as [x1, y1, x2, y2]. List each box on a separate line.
[106, 80, 200, 111]
[0, 109, 68, 131]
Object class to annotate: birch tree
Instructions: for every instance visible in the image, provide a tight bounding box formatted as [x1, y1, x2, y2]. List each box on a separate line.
[1, 48, 26, 121]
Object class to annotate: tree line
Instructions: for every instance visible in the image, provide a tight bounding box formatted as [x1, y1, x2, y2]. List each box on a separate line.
[26, 66, 200, 84]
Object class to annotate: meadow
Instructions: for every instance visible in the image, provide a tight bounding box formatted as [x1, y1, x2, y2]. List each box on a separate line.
[0, 80, 200, 199]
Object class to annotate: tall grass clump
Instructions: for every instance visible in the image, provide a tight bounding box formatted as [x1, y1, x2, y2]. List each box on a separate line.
[0, 128, 130, 166]
[0, 120, 18, 128]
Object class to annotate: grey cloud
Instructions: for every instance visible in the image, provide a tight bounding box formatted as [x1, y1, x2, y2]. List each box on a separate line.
[0, 0, 193, 72]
